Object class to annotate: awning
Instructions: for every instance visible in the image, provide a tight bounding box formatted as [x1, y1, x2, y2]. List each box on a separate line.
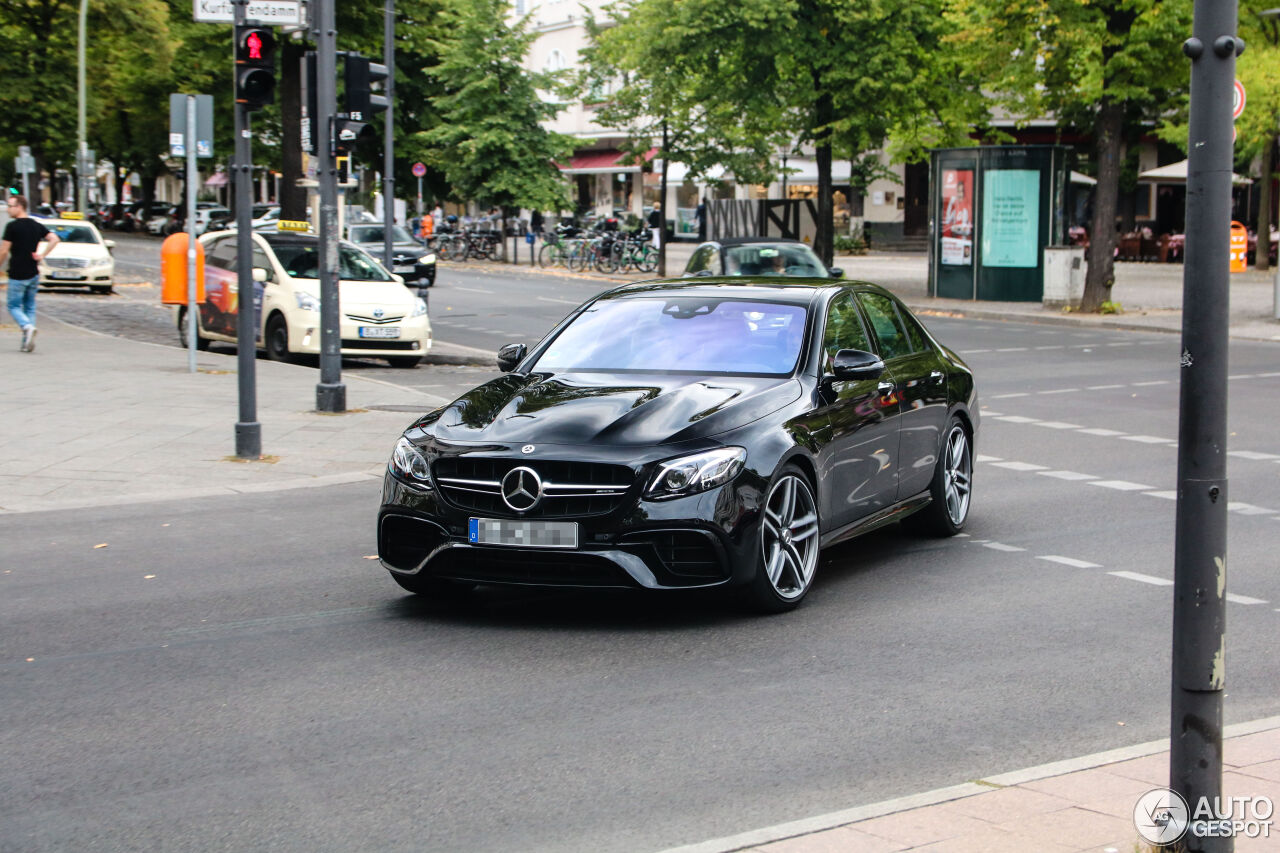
[204, 171, 229, 188]
[1138, 159, 1252, 186]
[1070, 171, 1096, 186]
[558, 148, 657, 175]
[775, 158, 853, 185]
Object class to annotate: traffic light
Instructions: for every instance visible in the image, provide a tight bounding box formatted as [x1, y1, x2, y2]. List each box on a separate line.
[343, 53, 388, 122]
[235, 25, 277, 111]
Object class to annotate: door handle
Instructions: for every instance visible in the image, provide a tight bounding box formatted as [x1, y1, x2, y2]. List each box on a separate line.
[877, 381, 896, 394]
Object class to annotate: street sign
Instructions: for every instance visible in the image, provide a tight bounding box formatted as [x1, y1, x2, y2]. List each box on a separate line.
[1233, 79, 1246, 120]
[14, 145, 35, 174]
[193, 0, 301, 25]
[169, 94, 215, 158]
[412, 162, 426, 178]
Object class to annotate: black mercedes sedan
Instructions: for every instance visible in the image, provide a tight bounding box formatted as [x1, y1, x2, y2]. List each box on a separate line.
[378, 278, 977, 612]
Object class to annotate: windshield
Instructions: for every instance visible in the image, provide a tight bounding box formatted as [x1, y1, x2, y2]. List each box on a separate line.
[47, 225, 99, 244]
[271, 243, 395, 281]
[350, 225, 416, 243]
[723, 244, 827, 277]
[534, 296, 808, 376]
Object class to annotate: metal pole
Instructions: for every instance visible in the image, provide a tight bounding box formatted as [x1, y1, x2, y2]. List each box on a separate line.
[315, 0, 345, 412]
[383, 0, 395, 270]
[233, 0, 262, 457]
[77, 0, 88, 214]
[1171, 5, 1237, 850]
[186, 95, 198, 374]
[417, 176, 422, 216]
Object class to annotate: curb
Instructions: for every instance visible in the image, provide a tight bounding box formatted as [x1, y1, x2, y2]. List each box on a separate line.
[658, 715, 1280, 853]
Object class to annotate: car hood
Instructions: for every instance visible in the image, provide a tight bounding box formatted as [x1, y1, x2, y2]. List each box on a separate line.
[357, 241, 426, 256]
[291, 279, 418, 308]
[431, 371, 802, 446]
[45, 243, 111, 262]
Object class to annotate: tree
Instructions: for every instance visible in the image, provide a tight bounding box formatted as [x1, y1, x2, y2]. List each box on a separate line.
[419, 0, 575, 243]
[1224, 8, 1280, 271]
[948, 0, 1193, 312]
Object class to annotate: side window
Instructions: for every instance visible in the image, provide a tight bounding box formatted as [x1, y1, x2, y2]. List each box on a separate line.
[856, 292, 912, 360]
[899, 306, 930, 353]
[686, 246, 712, 273]
[207, 239, 237, 270]
[822, 292, 872, 369]
[709, 251, 723, 276]
[252, 246, 275, 280]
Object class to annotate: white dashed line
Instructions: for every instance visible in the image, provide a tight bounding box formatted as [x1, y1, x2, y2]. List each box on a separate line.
[996, 347, 1028, 352]
[1229, 451, 1280, 461]
[1258, 372, 1280, 378]
[1107, 342, 1135, 347]
[1121, 435, 1175, 444]
[1227, 502, 1276, 516]
[1037, 470, 1098, 481]
[1088, 480, 1156, 491]
[980, 411, 1003, 417]
[984, 542, 1027, 552]
[1035, 421, 1082, 429]
[1228, 374, 1256, 380]
[975, 455, 1002, 463]
[536, 295, 580, 305]
[962, 349, 992, 354]
[1132, 380, 1170, 386]
[991, 461, 1050, 472]
[990, 393, 1030, 399]
[1037, 555, 1101, 569]
[1077, 428, 1127, 436]
[1034, 345, 1065, 350]
[1086, 385, 1126, 390]
[1227, 593, 1269, 605]
[1144, 491, 1179, 500]
[1110, 571, 1173, 587]
[1037, 389, 1080, 396]
[994, 415, 1039, 423]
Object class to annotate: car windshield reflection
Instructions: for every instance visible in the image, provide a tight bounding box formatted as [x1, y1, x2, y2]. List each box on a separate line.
[534, 297, 808, 375]
[272, 244, 395, 281]
[47, 225, 99, 244]
[350, 225, 416, 243]
[723, 244, 826, 277]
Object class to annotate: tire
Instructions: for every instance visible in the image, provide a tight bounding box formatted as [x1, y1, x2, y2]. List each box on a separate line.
[538, 243, 558, 268]
[387, 356, 421, 369]
[177, 307, 210, 351]
[389, 571, 474, 598]
[909, 417, 973, 536]
[638, 245, 658, 273]
[265, 313, 291, 362]
[744, 465, 821, 613]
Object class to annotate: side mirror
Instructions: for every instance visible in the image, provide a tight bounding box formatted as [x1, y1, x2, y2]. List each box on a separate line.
[829, 348, 884, 381]
[828, 267, 844, 279]
[496, 342, 527, 373]
[104, 240, 116, 251]
[251, 267, 270, 283]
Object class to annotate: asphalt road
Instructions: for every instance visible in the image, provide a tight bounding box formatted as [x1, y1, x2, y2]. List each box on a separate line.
[6, 251, 1280, 852]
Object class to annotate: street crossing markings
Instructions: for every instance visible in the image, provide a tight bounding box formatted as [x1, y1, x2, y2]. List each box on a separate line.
[1088, 480, 1156, 491]
[1038, 555, 1102, 568]
[1109, 571, 1173, 587]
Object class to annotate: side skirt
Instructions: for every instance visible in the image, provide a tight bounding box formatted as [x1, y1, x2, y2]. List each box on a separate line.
[819, 491, 932, 549]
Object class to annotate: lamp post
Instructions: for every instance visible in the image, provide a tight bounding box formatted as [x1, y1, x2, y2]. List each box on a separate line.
[77, 0, 88, 213]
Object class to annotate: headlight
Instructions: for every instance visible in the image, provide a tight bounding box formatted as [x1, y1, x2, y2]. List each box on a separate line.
[389, 437, 432, 486]
[91, 256, 113, 268]
[418, 254, 436, 265]
[411, 297, 428, 317]
[295, 292, 321, 312]
[645, 447, 746, 499]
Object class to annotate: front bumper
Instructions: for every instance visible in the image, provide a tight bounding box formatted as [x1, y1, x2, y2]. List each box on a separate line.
[377, 457, 764, 591]
[287, 313, 432, 357]
[39, 269, 114, 286]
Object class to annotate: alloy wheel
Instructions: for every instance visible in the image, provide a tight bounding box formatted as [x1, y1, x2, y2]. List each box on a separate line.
[943, 425, 971, 526]
[760, 473, 820, 600]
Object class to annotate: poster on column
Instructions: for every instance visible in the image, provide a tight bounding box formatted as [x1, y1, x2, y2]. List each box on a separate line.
[940, 169, 973, 265]
[981, 169, 1040, 267]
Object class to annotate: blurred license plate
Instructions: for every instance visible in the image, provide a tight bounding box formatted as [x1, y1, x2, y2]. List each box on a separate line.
[469, 518, 578, 549]
[49, 271, 82, 279]
[359, 326, 400, 339]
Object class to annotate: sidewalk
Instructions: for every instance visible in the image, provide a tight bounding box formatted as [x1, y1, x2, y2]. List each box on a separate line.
[666, 716, 1280, 853]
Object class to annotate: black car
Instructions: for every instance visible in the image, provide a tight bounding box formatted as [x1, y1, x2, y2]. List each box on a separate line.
[378, 277, 976, 612]
[347, 223, 436, 290]
[685, 236, 844, 279]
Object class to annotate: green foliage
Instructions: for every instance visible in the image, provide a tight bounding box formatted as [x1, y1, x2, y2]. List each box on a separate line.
[1100, 300, 1123, 314]
[418, 0, 573, 214]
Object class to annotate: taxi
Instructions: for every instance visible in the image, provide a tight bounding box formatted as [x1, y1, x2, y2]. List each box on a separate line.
[35, 214, 116, 294]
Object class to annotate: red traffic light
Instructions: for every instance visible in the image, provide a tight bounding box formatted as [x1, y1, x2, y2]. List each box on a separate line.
[235, 27, 276, 64]
[235, 25, 276, 110]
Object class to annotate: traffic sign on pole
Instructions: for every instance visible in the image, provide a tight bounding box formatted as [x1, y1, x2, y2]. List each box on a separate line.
[412, 162, 426, 178]
[1233, 79, 1246, 120]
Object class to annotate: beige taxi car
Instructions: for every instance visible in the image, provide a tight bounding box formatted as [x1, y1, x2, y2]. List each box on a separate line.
[36, 217, 116, 294]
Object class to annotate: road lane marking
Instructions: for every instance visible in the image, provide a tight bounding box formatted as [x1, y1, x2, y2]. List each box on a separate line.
[994, 415, 1039, 422]
[1077, 428, 1126, 436]
[1037, 470, 1098, 481]
[452, 286, 494, 294]
[1227, 502, 1276, 516]
[1110, 571, 1173, 587]
[990, 393, 1030, 399]
[991, 461, 1049, 471]
[996, 347, 1028, 352]
[1144, 491, 1178, 500]
[1037, 389, 1080, 396]
[1229, 450, 1280, 461]
[1229, 374, 1256, 380]
[1088, 480, 1155, 491]
[984, 542, 1026, 552]
[537, 295, 581, 305]
[1034, 421, 1082, 429]
[1227, 594, 1269, 605]
[1121, 435, 1176, 444]
[1132, 380, 1170, 386]
[975, 454, 1002, 463]
[1038, 555, 1101, 568]
[1087, 385, 1127, 390]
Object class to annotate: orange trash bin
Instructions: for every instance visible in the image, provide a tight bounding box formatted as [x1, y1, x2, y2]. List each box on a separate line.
[1230, 221, 1248, 273]
[160, 233, 206, 304]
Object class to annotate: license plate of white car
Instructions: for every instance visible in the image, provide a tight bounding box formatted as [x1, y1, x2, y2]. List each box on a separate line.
[469, 518, 578, 549]
[49, 271, 82, 279]
[359, 326, 401, 338]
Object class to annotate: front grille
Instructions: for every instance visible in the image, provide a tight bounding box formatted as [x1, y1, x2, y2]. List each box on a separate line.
[340, 339, 419, 350]
[433, 457, 635, 518]
[45, 257, 90, 269]
[346, 313, 405, 324]
[431, 547, 633, 587]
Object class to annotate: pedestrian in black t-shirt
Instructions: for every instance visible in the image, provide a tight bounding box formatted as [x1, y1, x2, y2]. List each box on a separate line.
[0, 195, 60, 352]
[694, 196, 707, 242]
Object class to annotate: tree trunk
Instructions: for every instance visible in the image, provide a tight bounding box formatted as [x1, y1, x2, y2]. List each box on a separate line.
[280, 40, 309, 221]
[813, 89, 834, 266]
[1257, 135, 1274, 273]
[1081, 101, 1125, 312]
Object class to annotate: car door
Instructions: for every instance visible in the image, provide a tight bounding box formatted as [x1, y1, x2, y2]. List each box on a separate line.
[855, 291, 949, 499]
[811, 290, 903, 531]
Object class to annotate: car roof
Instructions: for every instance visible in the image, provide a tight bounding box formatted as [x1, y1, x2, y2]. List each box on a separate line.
[600, 277, 880, 306]
[41, 218, 98, 229]
[712, 236, 810, 248]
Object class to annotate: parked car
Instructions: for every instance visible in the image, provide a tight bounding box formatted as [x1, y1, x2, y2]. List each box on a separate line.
[147, 205, 179, 235]
[684, 237, 843, 279]
[377, 277, 977, 612]
[37, 218, 116, 294]
[193, 206, 232, 235]
[346, 223, 436, 290]
[178, 231, 432, 368]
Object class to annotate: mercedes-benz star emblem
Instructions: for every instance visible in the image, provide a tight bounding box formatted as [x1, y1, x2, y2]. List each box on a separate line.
[373, 307, 385, 319]
[521, 445, 536, 454]
[501, 466, 543, 512]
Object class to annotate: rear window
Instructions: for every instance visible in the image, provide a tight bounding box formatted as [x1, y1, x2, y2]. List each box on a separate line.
[722, 244, 826, 277]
